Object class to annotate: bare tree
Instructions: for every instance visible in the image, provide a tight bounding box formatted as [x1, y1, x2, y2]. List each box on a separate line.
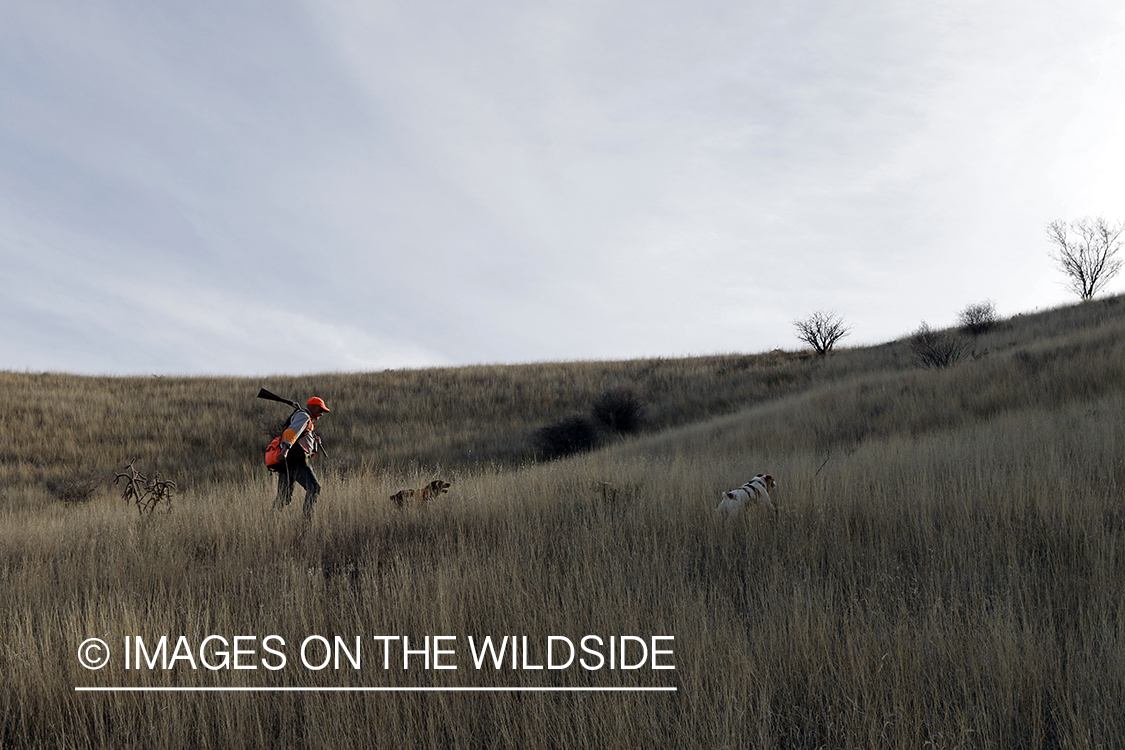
[1046, 217, 1124, 301]
[793, 310, 851, 356]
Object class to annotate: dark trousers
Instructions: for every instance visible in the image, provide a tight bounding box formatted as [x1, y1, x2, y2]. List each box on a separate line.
[274, 451, 321, 519]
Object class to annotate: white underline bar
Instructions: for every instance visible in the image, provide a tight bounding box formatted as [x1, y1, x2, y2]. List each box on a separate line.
[76, 686, 677, 693]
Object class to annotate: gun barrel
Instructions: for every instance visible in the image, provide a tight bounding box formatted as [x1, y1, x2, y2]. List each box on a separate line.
[257, 388, 300, 409]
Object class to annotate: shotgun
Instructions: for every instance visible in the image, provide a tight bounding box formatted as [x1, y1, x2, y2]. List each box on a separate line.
[256, 388, 301, 410]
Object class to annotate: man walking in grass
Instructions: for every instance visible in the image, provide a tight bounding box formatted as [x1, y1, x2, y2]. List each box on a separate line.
[274, 397, 330, 521]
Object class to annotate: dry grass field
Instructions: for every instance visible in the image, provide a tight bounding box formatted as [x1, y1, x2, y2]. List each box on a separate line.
[2, 296, 1125, 748]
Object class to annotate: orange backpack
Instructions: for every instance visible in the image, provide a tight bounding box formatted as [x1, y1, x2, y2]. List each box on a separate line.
[258, 389, 302, 470]
[265, 436, 286, 469]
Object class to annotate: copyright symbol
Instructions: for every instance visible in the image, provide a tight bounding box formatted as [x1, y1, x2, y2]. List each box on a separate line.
[78, 638, 110, 670]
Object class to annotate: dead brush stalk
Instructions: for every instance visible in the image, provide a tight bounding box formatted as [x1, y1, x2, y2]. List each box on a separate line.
[114, 459, 177, 514]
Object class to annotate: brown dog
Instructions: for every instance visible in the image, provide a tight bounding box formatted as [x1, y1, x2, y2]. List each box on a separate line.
[390, 480, 451, 508]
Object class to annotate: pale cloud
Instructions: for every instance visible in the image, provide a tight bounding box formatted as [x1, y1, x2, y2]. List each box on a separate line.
[3, 0, 1124, 373]
[2, 208, 444, 374]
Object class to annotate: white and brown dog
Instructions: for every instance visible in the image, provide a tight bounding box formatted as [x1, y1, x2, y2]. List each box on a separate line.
[714, 474, 777, 517]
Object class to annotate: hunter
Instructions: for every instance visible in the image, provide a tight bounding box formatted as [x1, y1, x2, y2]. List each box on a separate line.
[274, 396, 330, 520]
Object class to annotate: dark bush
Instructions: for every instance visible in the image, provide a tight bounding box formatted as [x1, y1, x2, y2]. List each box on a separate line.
[536, 413, 602, 460]
[46, 469, 104, 504]
[910, 322, 969, 369]
[591, 384, 645, 434]
[958, 301, 998, 336]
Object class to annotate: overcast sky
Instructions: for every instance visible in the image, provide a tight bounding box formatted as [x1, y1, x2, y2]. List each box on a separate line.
[3, 0, 1124, 375]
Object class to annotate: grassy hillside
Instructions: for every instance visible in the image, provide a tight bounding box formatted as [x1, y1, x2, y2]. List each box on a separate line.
[0, 349, 812, 495]
[3, 293, 1123, 499]
[2, 295, 1125, 748]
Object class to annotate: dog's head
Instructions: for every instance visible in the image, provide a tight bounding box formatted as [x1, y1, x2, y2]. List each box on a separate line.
[754, 473, 777, 492]
[418, 480, 451, 504]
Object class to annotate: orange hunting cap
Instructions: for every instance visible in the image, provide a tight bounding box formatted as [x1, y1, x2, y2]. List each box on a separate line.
[307, 397, 331, 412]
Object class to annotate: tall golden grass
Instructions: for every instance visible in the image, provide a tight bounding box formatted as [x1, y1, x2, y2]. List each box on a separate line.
[2, 296, 1125, 748]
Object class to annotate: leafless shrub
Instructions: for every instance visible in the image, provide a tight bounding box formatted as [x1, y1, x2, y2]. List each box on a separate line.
[910, 322, 969, 369]
[794, 310, 851, 356]
[958, 301, 998, 336]
[45, 469, 104, 504]
[114, 459, 177, 514]
[1046, 216, 1124, 301]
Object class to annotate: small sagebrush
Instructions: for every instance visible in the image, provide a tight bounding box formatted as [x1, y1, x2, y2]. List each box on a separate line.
[910, 321, 969, 369]
[44, 469, 103, 504]
[959, 300, 999, 335]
